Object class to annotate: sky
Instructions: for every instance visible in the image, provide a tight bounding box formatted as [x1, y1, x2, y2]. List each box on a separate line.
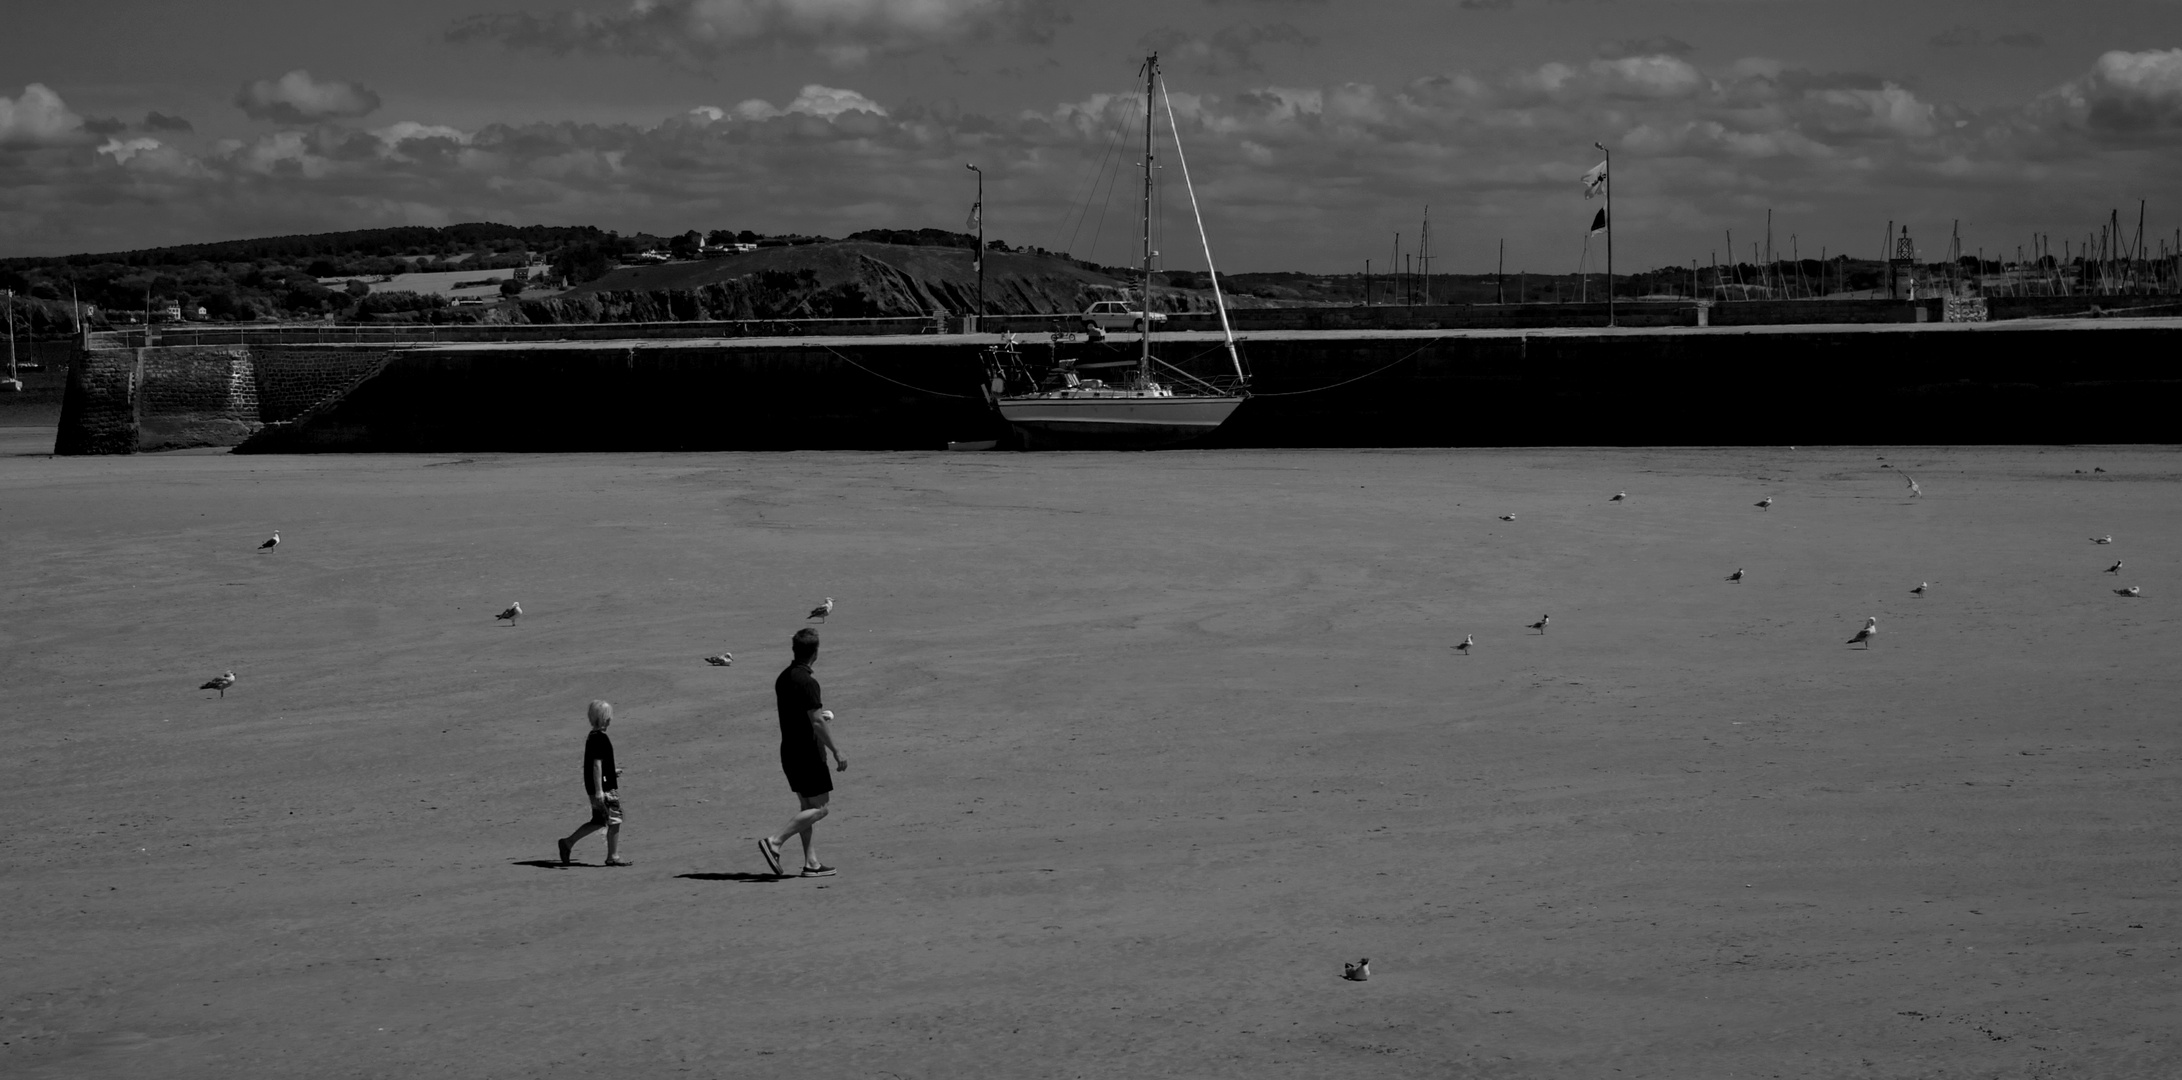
[4, 0, 2182, 273]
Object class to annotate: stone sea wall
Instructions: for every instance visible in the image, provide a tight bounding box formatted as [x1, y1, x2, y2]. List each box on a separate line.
[54, 319, 2182, 454]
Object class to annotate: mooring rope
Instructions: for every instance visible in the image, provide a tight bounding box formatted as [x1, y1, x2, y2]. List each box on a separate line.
[1245, 344, 1433, 398]
[820, 343, 978, 399]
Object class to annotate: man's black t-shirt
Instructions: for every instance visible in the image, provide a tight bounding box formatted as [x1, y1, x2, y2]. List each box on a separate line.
[774, 661, 831, 795]
[583, 730, 617, 798]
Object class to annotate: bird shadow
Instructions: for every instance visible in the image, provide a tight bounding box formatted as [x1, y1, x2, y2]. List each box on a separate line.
[676, 872, 782, 884]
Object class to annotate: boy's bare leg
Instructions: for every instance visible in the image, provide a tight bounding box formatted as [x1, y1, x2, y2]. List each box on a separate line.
[603, 824, 628, 866]
[560, 819, 603, 862]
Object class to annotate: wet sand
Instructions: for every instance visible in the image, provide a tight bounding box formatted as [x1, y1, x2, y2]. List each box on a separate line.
[3, 446, 2176, 1078]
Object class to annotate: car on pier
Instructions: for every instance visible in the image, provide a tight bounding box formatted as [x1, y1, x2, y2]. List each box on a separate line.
[1081, 300, 1167, 332]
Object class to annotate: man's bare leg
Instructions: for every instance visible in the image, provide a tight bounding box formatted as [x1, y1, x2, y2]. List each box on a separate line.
[769, 793, 829, 870]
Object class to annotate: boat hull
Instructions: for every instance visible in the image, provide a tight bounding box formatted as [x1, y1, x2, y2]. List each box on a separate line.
[996, 395, 1245, 450]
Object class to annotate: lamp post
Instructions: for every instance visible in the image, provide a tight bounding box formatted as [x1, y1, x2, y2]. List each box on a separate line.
[965, 163, 984, 329]
[1595, 141, 1614, 328]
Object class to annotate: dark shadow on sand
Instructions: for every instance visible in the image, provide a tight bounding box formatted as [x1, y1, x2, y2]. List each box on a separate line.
[676, 872, 781, 883]
[512, 859, 570, 869]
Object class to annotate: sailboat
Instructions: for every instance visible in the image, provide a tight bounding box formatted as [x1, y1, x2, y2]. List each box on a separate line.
[989, 53, 1249, 449]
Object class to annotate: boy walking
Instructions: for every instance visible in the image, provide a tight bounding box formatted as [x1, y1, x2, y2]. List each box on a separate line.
[558, 700, 631, 866]
[759, 629, 847, 878]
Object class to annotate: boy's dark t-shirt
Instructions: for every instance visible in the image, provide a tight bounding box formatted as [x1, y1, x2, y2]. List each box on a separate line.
[583, 730, 618, 798]
[774, 661, 832, 795]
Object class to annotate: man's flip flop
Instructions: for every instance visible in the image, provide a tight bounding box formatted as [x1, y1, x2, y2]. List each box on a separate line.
[800, 865, 837, 878]
[758, 838, 783, 876]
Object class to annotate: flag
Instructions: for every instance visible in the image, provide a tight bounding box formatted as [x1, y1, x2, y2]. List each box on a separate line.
[1588, 208, 1607, 235]
[1580, 159, 1607, 199]
[966, 200, 981, 233]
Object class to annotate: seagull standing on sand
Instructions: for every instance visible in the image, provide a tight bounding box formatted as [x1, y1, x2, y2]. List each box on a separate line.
[1343, 959, 1371, 982]
[2092, 535, 2113, 545]
[703, 652, 734, 667]
[1846, 617, 1877, 649]
[1527, 614, 1550, 635]
[2115, 586, 2142, 597]
[1912, 582, 1928, 595]
[1755, 497, 1774, 511]
[2105, 560, 2122, 574]
[200, 670, 237, 697]
[1611, 492, 1627, 502]
[808, 597, 835, 623]
[258, 531, 279, 552]
[1455, 634, 1473, 655]
[495, 602, 522, 625]
[1727, 568, 1745, 583]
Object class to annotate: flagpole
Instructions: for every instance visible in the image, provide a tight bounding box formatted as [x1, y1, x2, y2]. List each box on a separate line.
[965, 163, 984, 326]
[1595, 141, 1613, 327]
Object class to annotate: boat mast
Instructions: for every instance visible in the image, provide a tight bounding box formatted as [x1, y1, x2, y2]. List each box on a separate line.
[1140, 53, 1157, 388]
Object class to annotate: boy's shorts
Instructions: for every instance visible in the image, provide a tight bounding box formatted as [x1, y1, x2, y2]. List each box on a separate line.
[589, 793, 623, 827]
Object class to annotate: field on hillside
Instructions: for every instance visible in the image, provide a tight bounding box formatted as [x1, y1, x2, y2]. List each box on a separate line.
[3, 444, 2176, 1078]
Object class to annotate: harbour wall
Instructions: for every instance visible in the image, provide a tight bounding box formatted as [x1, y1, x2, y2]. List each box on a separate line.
[54, 320, 2182, 453]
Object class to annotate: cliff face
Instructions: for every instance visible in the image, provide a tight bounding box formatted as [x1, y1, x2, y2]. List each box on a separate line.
[518, 241, 1245, 324]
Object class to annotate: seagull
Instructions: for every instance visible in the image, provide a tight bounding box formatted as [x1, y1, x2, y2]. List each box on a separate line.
[703, 652, 734, 667]
[1611, 492, 1627, 502]
[1902, 472, 1921, 497]
[2091, 535, 2113, 545]
[1527, 614, 1550, 635]
[258, 531, 279, 552]
[1497, 514, 1516, 522]
[199, 670, 237, 697]
[1846, 616, 1877, 649]
[2115, 586, 2141, 597]
[1755, 496, 1774, 510]
[1455, 634, 1473, 655]
[2105, 560, 2122, 574]
[807, 597, 835, 623]
[1727, 568, 1745, 583]
[495, 602, 522, 625]
[1911, 582, 1928, 595]
[1343, 959, 1371, 982]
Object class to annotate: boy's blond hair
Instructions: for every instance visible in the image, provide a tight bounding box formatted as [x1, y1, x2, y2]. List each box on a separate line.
[588, 700, 613, 729]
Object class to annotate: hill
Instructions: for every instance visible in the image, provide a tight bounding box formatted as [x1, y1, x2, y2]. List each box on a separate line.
[522, 241, 1273, 323]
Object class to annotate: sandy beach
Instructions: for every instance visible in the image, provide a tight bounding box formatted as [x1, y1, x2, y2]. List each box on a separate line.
[2, 441, 2175, 1078]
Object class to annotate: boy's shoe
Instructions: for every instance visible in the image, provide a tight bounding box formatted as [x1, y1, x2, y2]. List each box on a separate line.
[800, 865, 837, 878]
[757, 838, 783, 876]
[604, 857, 634, 867]
[557, 838, 573, 865]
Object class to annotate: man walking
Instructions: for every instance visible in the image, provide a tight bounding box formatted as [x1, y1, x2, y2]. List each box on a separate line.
[760, 628, 847, 878]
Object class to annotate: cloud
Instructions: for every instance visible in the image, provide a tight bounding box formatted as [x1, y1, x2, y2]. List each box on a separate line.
[693, 85, 890, 123]
[96, 136, 162, 163]
[0, 83, 85, 148]
[448, 0, 1063, 67]
[144, 111, 195, 132]
[1141, 23, 1317, 75]
[1932, 26, 2045, 49]
[1597, 36, 1694, 60]
[234, 70, 383, 123]
[84, 116, 128, 136]
[2056, 48, 2182, 135]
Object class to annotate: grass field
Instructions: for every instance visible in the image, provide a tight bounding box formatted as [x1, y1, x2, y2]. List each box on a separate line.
[3, 445, 2176, 1078]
